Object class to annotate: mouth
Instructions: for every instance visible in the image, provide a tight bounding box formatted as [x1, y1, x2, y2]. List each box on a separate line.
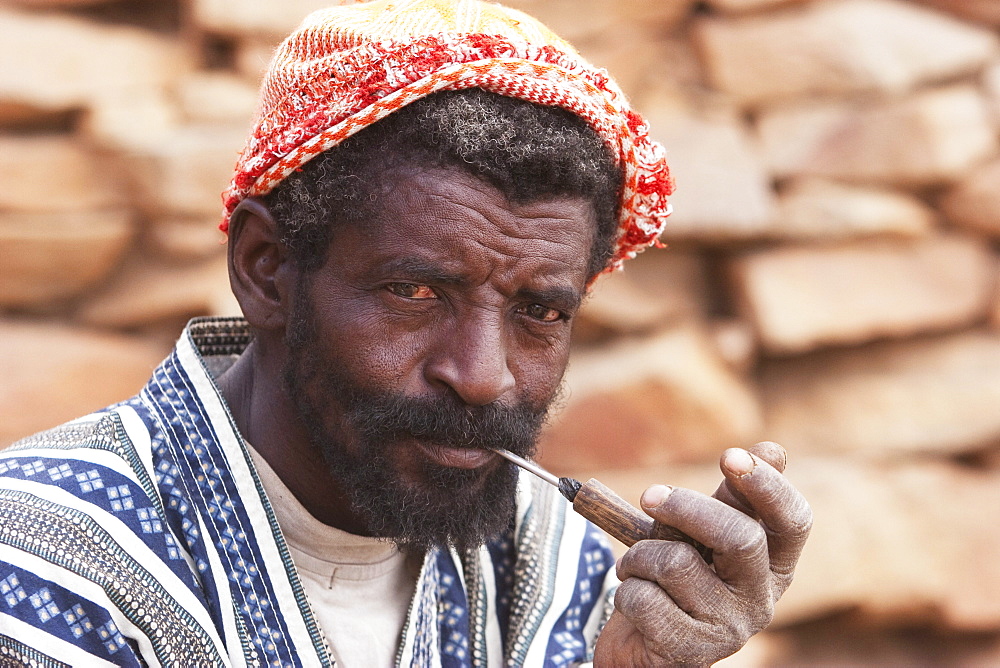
[415, 441, 497, 470]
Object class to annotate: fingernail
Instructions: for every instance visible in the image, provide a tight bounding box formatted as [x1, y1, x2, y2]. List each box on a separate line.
[640, 484, 672, 509]
[725, 448, 755, 476]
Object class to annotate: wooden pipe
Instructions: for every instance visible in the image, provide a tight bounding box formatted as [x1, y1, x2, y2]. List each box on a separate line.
[493, 449, 713, 563]
[570, 477, 713, 562]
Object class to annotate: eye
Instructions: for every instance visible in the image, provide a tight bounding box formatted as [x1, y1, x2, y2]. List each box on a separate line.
[386, 283, 437, 299]
[520, 303, 563, 323]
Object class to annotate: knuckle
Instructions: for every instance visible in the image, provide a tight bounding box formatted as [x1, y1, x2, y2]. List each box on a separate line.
[618, 540, 655, 576]
[749, 478, 787, 508]
[722, 609, 764, 649]
[795, 502, 815, 536]
[623, 539, 704, 581]
[730, 628, 753, 656]
[612, 581, 631, 610]
[752, 598, 775, 630]
[772, 563, 796, 582]
[698, 624, 750, 663]
[778, 496, 814, 542]
[722, 519, 767, 558]
[656, 541, 703, 580]
[772, 570, 796, 597]
[613, 578, 656, 616]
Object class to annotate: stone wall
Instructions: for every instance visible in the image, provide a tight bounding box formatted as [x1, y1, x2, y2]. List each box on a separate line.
[2, 0, 999, 664]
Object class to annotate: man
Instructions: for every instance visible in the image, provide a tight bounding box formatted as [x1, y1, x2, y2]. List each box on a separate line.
[0, 0, 811, 665]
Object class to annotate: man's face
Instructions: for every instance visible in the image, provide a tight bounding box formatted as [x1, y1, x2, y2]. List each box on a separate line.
[282, 165, 596, 551]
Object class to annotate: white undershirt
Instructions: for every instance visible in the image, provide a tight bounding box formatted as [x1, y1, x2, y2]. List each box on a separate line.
[248, 446, 418, 667]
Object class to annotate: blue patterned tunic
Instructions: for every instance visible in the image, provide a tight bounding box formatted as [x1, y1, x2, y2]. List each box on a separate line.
[0, 318, 617, 666]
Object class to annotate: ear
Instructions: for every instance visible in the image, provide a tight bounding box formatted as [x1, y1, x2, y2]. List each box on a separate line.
[227, 197, 298, 332]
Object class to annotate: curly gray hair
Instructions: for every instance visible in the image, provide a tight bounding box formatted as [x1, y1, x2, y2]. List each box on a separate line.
[264, 88, 623, 279]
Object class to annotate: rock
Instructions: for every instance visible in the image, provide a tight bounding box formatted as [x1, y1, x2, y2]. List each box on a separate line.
[81, 89, 179, 153]
[192, 0, 365, 38]
[235, 38, 280, 82]
[788, 458, 1000, 630]
[708, 317, 758, 374]
[695, 0, 998, 105]
[125, 124, 245, 218]
[504, 0, 694, 43]
[704, 0, 805, 12]
[646, 103, 775, 240]
[775, 178, 936, 240]
[575, 249, 709, 341]
[981, 60, 1000, 128]
[538, 323, 763, 476]
[148, 215, 229, 262]
[175, 71, 260, 125]
[913, 0, 1000, 27]
[713, 632, 783, 668]
[595, 457, 1000, 630]
[766, 623, 1000, 667]
[760, 330, 1000, 457]
[992, 264, 1000, 330]
[757, 85, 997, 186]
[0, 102, 56, 130]
[200, 0, 693, 43]
[0, 320, 169, 447]
[0, 209, 132, 308]
[75, 254, 239, 329]
[0, 102, 80, 134]
[729, 234, 994, 354]
[8, 0, 118, 5]
[940, 158, 1000, 239]
[575, 34, 701, 108]
[0, 8, 185, 112]
[0, 135, 124, 212]
[929, 469, 1000, 630]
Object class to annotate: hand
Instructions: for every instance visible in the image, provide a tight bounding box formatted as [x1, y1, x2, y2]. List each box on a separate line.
[593, 442, 812, 667]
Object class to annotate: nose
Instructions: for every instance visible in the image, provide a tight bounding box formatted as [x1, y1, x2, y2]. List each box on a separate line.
[423, 312, 516, 407]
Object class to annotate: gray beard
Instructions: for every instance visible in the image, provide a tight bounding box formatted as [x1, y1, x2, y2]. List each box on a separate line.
[282, 293, 550, 552]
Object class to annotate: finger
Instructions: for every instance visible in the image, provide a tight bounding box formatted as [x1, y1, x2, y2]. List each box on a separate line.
[617, 539, 724, 619]
[613, 577, 689, 647]
[721, 450, 813, 585]
[613, 579, 747, 664]
[712, 442, 786, 516]
[749, 441, 787, 472]
[641, 486, 770, 598]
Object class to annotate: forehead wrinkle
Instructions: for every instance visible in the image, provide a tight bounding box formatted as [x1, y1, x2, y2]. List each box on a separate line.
[461, 235, 588, 281]
[418, 188, 589, 247]
[385, 165, 596, 248]
[424, 189, 594, 245]
[395, 195, 591, 276]
[369, 168, 594, 296]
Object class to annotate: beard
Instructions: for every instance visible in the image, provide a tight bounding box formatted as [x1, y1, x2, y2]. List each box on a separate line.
[282, 287, 553, 553]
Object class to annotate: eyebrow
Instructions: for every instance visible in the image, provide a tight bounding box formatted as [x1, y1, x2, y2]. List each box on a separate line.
[380, 257, 584, 310]
[379, 257, 467, 286]
[518, 285, 584, 312]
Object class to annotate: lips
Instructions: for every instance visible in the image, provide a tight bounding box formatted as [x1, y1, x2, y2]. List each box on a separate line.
[415, 441, 497, 469]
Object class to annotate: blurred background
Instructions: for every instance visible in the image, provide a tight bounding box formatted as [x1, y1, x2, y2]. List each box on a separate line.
[2, 0, 999, 664]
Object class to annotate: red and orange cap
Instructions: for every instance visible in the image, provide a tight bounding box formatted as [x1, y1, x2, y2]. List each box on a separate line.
[222, 0, 673, 274]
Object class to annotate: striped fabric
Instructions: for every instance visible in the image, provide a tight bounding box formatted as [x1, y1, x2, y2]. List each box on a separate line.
[0, 317, 617, 667]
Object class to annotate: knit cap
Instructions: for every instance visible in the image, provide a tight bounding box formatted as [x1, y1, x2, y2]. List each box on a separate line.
[222, 0, 673, 273]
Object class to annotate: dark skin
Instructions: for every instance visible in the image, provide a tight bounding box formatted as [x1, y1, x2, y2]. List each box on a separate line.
[218, 164, 812, 665]
[218, 164, 593, 531]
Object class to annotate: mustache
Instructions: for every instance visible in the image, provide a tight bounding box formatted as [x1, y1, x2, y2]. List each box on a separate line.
[344, 392, 545, 457]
